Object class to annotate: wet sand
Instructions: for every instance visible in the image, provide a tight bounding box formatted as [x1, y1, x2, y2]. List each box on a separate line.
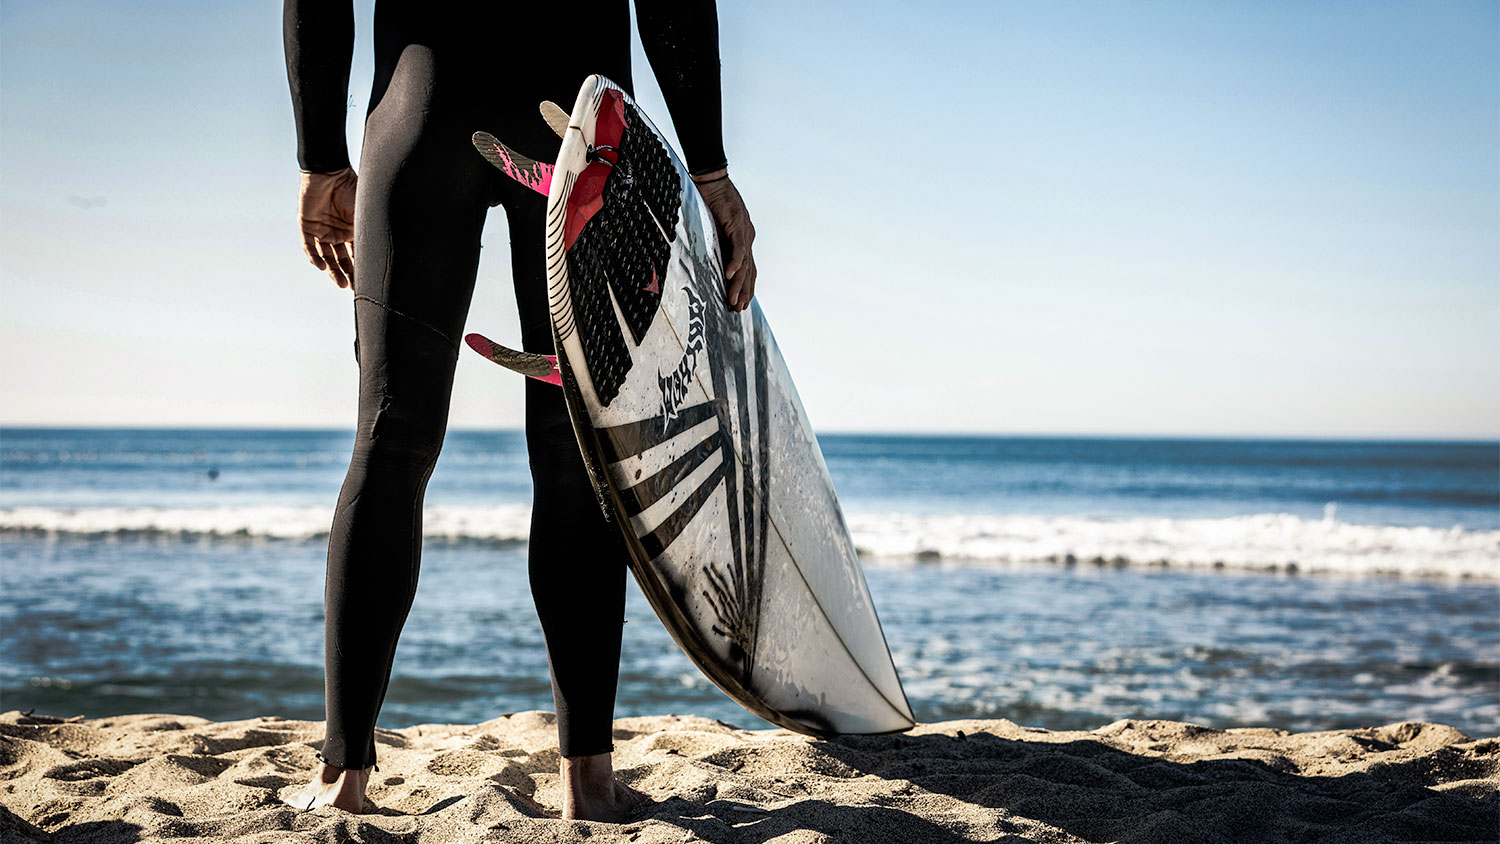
[1, 708, 1495, 842]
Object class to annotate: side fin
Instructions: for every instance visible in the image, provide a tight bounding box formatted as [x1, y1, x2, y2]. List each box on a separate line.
[539, 101, 569, 138]
[464, 333, 561, 386]
[471, 132, 553, 196]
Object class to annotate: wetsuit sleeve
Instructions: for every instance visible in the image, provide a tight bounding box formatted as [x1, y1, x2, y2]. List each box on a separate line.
[283, 0, 355, 173]
[634, 0, 729, 176]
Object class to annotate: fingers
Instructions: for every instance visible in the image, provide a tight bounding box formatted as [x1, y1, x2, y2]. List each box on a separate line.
[316, 239, 353, 289]
[724, 250, 757, 311]
[303, 233, 326, 272]
[331, 241, 355, 287]
[724, 237, 745, 281]
[302, 227, 353, 288]
[708, 201, 755, 310]
[727, 218, 756, 311]
[728, 252, 756, 311]
[735, 252, 757, 311]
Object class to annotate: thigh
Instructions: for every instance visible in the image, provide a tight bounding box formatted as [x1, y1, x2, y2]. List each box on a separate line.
[348, 50, 504, 446]
[354, 49, 497, 350]
[500, 183, 583, 472]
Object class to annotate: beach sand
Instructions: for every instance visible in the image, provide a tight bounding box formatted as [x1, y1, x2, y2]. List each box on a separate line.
[1, 708, 1494, 843]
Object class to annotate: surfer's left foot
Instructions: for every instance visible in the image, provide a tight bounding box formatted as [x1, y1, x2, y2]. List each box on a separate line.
[560, 752, 651, 822]
[282, 759, 372, 814]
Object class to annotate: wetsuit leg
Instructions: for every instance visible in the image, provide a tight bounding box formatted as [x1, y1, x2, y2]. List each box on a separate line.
[504, 184, 632, 759]
[319, 45, 495, 770]
[316, 31, 637, 765]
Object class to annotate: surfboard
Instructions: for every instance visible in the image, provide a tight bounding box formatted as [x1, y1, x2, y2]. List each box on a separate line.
[469, 76, 914, 736]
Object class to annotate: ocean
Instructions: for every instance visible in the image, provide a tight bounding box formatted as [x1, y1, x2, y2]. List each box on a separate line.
[2, 429, 1496, 737]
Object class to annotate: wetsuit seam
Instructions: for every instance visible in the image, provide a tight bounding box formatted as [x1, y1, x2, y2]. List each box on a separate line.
[353, 294, 459, 353]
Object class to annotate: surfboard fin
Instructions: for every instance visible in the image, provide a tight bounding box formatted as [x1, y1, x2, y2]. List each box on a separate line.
[540, 101, 569, 138]
[464, 333, 562, 386]
[471, 132, 553, 197]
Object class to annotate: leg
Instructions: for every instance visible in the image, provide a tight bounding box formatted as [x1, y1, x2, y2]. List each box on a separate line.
[523, 383, 628, 760]
[292, 46, 495, 811]
[506, 189, 646, 821]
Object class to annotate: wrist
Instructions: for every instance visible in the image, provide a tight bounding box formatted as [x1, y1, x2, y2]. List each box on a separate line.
[691, 167, 729, 185]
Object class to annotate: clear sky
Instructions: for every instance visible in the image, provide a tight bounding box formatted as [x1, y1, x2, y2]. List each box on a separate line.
[1, 0, 1496, 437]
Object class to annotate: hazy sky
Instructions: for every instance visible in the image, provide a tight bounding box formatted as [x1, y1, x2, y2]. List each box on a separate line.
[1, 0, 1496, 436]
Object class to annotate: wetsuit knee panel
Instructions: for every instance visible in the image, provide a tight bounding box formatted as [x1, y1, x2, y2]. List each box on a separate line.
[349, 302, 459, 472]
[353, 390, 450, 463]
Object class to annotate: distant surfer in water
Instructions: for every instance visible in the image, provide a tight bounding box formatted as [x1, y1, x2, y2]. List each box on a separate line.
[280, 0, 756, 821]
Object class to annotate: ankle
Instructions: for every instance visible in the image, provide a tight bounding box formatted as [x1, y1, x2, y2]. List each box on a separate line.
[561, 752, 615, 795]
[316, 751, 377, 776]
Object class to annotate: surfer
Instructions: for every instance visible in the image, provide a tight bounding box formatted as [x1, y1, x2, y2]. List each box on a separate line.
[280, 0, 756, 821]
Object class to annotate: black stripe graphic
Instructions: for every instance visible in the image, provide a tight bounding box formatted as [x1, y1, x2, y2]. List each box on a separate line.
[619, 435, 722, 517]
[596, 400, 717, 462]
[638, 461, 727, 560]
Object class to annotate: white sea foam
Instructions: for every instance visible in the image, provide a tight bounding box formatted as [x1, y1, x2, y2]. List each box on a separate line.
[2, 506, 1496, 578]
[0, 505, 534, 544]
[844, 512, 1500, 579]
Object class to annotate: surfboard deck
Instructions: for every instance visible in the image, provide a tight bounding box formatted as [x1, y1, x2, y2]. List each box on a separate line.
[474, 75, 914, 736]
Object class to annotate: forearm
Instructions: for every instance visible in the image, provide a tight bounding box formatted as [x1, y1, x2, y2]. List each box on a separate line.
[284, 0, 355, 173]
[635, 0, 728, 176]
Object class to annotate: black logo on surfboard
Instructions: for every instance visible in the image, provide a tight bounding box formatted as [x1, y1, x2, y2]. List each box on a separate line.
[658, 285, 705, 431]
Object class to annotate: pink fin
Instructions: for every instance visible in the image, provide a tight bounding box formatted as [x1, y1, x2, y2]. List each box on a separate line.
[471, 132, 553, 197]
[464, 333, 562, 386]
[537, 356, 562, 386]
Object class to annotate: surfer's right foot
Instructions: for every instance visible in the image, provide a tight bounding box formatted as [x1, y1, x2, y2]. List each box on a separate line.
[560, 753, 651, 822]
[283, 759, 372, 814]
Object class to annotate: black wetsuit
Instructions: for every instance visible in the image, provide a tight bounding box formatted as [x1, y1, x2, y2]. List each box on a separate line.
[283, 0, 727, 769]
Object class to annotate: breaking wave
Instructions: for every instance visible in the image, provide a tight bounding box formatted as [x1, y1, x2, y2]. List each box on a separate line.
[2, 506, 1495, 579]
[843, 512, 1498, 579]
[0, 505, 533, 545]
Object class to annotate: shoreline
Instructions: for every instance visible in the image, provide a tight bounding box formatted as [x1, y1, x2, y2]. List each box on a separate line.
[2, 709, 1494, 843]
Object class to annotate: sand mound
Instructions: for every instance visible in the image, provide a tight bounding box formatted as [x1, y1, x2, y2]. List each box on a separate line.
[0, 709, 1494, 842]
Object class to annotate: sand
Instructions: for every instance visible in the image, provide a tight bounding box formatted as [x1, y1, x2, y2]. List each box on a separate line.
[0, 708, 1494, 843]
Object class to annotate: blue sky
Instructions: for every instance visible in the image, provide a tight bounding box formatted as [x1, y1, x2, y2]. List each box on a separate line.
[1, 0, 1496, 436]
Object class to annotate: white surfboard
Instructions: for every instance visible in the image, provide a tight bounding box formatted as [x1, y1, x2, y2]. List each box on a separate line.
[476, 75, 914, 736]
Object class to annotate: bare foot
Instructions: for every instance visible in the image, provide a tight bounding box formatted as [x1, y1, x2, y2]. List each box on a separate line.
[561, 752, 651, 822]
[283, 759, 373, 814]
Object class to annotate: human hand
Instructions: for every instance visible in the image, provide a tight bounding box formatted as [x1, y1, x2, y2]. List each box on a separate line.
[298, 167, 358, 289]
[692, 169, 756, 311]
